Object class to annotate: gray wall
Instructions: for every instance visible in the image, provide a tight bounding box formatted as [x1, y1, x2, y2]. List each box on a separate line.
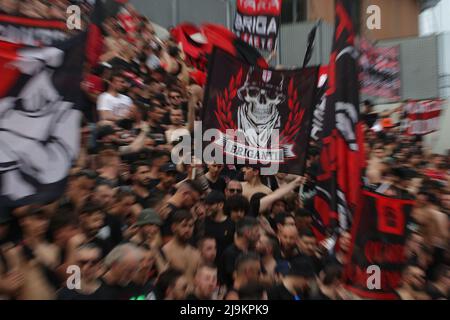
[279, 21, 333, 68]
[131, 0, 174, 27]
[130, 0, 230, 28]
[380, 35, 439, 101]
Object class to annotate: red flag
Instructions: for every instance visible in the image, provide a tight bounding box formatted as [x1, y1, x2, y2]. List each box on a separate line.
[170, 23, 268, 73]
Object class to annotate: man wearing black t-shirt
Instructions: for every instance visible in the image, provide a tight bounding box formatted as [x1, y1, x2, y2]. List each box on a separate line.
[205, 163, 226, 193]
[130, 161, 153, 209]
[204, 191, 235, 263]
[147, 103, 167, 137]
[147, 162, 178, 208]
[58, 244, 110, 300]
[267, 257, 315, 300]
[78, 201, 112, 258]
[158, 181, 202, 240]
[220, 217, 260, 288]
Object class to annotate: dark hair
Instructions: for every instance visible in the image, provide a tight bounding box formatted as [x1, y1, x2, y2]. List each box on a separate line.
[154, 269, 184, 300]
[168, 45, 180, 58]
[95, 180, 115, 190]
[197, 236, 216, 249]
[130, 161, 151, 175]
[294, 208, 312, 218]
[116, 187, 135, 201]
[72, 169, 98, 180]
[235, 217, 258, 237]
[109, 71, 125, 82]
[432, 264, 449, 281]
[238, 281, 266, 300]
[172, 210, 193, 225]
[181, 180, 204, 195]
[364, 99, 373, 107]
[249, 193, 266, 217]
[299, 227, 315, 238]
[235, 252, 260, 272]
[274, 212, 293, 227]
[224, 195, 249, 217]
[321, 264, 343, 285]
[79, 200, 103, 215]
[48, 204, 78, 241]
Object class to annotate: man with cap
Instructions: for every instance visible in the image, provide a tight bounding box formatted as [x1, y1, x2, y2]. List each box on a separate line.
[147, 162, 178, 208]
[130, 209, 163, 248]
[129, 209, 167, 273]
[203, 191, 235, 265]
[267, 256, 315, 300]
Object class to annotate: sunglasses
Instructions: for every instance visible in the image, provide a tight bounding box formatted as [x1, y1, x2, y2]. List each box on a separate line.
[228, 188, 242, 194]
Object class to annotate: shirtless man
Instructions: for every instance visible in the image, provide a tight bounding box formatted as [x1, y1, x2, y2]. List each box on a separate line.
[14, 208, 60, 300]
[162, 210, 201, 284]
[241, 166, 272, 201]
[366, 145, 388, 185]
[396, 264, 430, 300]
[412, 191, 448, 249]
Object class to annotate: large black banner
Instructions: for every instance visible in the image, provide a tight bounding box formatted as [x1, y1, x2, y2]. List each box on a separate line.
[202, 47, 318, 175]
[344, 190, 414, 300]
[233, 0, 282, 51]
[0, 15, 86, 208]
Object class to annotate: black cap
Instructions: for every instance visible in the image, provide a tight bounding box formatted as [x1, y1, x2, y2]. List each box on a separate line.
[287, 257, 315, 278]
[160, 162, 177, 173]
[204, 191, 226, 205]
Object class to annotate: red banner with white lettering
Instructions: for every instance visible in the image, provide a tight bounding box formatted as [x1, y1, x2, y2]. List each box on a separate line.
[234, 0, 282, 51]
[343, 190, 414, 300]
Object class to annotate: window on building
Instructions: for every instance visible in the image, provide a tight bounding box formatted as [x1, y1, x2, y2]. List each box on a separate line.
[281, 0, 307, 24]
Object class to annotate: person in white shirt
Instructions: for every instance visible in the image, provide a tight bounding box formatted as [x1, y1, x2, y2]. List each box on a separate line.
[97, 73, 134, 122]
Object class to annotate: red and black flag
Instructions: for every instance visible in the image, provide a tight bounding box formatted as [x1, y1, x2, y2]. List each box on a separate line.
[343, 190, 414, 300]
[233, 0, 282, 51]
[170, 23, 268, 79]
[86, 0, 128, 66]
[312, 0, 365, 238]
[201, 47, 318, 175]
[0, 15, 86, 208]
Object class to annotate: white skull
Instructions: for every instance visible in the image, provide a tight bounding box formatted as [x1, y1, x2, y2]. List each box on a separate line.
[238, 68, 285, 125]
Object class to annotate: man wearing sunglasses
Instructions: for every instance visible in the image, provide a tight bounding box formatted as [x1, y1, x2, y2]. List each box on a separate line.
[225, 180, 243, 199]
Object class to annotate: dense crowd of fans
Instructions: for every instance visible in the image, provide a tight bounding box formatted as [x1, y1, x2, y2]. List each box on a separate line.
[0, 1, 448, 300]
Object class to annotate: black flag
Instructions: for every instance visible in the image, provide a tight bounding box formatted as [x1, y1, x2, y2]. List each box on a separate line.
[202, 48, 318, 175]
[343, 190, 414, 299]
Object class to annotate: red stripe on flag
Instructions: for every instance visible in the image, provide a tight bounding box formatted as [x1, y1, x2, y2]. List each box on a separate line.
[236, 0, 282, 15]
[408, 110, 442, 121]
[0, 14, 66, 29]
[0, 41, 22, 97]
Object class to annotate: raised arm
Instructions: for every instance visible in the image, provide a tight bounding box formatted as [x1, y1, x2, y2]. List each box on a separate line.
[259, 176, 306, 213]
